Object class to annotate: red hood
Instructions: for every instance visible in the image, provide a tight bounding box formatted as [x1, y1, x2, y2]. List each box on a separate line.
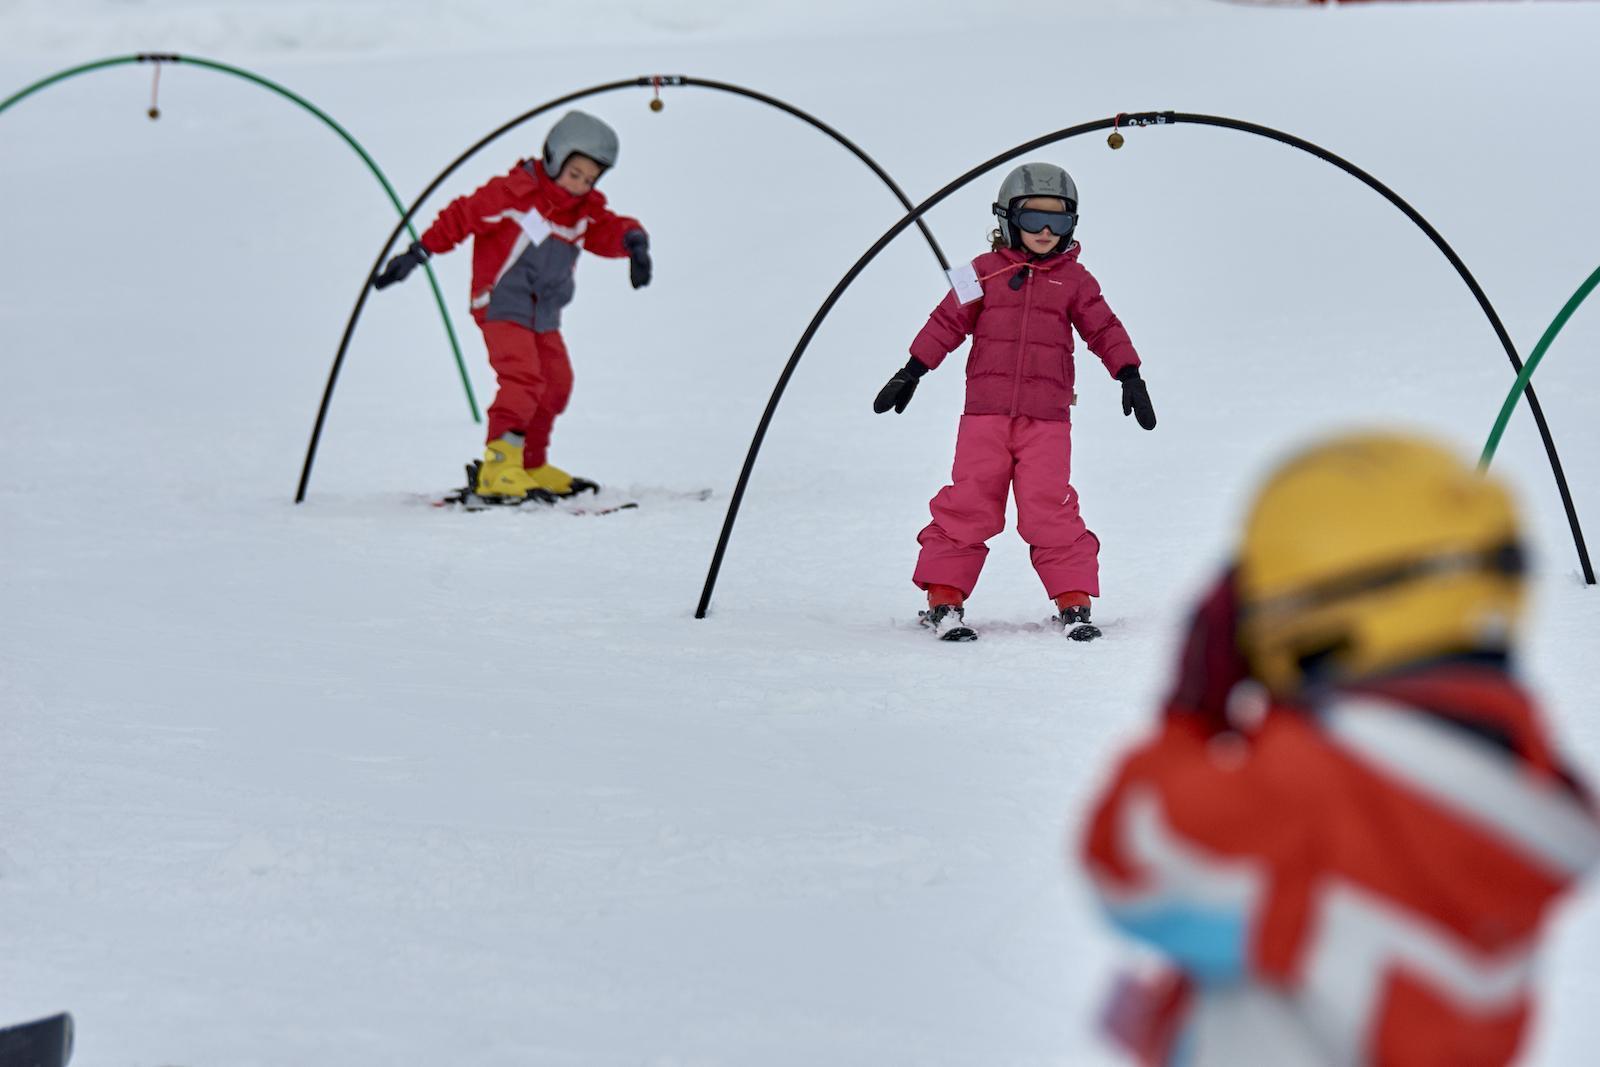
[524, 159, 591, 217]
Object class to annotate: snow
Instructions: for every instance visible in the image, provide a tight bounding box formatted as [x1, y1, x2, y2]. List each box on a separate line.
[2, 1, 1599, 1063]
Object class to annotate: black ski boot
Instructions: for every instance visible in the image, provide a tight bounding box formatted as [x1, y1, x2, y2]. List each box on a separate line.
[1054, 601, 1102, 642]
[919, 603, 978, 642]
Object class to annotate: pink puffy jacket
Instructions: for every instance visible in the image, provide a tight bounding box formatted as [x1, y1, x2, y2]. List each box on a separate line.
[909, 243, 1139, 421]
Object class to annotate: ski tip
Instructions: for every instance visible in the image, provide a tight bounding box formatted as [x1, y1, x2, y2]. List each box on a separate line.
[1066, 623, 1103, 642]
[0, 1012, 74, 1067]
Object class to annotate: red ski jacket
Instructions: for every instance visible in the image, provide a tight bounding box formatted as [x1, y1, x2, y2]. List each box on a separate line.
[1084, 658, 1599, 1066]
[419, 160, 643, 332]
[909, 243, 1139, 421]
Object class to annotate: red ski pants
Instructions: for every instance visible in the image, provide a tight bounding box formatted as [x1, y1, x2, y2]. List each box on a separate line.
[481, 320, 573, 468]
[912, 414, 1101, 600]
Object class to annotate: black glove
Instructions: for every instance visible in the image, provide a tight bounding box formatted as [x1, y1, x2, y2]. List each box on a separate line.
[873, 358, 929, 414]
[1118, 365, 1157, 430]
[372, 241, 429, 291]
[624, 230, 651, 289]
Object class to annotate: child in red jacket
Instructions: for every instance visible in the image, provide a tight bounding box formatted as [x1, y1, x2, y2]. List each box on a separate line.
[1083, 433, 1597, 1066]
[874, 162, 1156, 641]
[373, 110, 651, 500]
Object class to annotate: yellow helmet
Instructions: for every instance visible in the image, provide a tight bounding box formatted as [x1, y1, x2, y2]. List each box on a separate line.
[1237, 432, 1526, 697]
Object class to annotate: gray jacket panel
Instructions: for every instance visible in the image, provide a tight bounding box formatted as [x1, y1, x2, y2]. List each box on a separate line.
[485, 232, 582, 332]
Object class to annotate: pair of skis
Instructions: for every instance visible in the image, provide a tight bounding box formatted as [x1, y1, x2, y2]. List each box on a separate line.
[918, 610, 1103, 643]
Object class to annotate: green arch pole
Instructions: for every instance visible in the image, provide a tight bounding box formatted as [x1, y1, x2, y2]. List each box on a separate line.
[0, 52, 481, 423]
[1481, 263, 1600, 582]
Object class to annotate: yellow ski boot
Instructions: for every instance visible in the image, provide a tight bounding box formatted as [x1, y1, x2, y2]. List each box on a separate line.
[475, 439, 542, 500]
[526, 462, 598, 497]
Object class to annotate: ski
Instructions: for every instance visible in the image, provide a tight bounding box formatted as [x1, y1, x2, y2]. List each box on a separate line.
[0, 1012, 73, 1067]
[431, 463, 711, 516]
[435, 490, 639, 517]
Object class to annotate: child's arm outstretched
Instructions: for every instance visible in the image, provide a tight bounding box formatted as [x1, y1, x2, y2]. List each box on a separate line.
[1074, 269, 1156, 430]
[581, 196, 651, 289]
[371, 173, 520, 290]
[872, 288, 982, 415]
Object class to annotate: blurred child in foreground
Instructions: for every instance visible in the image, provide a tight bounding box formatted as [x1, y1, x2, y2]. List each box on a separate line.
[1082, 432, 1598, 1066]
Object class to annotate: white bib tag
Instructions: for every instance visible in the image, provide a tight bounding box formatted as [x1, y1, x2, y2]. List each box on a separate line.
[517, 211, 554, 247]
[947, 261, 984, 305]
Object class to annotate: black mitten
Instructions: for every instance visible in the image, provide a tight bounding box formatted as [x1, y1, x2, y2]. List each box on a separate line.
[873, 358, 929, 414]
[373, 241, 430, 291]
[1118, 365, 1157, 430]
[623, 230, 652, 289]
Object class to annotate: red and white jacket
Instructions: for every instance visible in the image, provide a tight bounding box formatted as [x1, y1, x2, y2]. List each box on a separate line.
[419, 160, 643, 332]
[1084, 656, 1599, 1066]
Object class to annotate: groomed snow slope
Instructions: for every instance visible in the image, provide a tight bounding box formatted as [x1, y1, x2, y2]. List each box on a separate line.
[2, 2, 1599, 1063]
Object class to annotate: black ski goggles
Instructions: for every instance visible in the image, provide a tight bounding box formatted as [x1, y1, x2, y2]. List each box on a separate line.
[1011, 207, 1076, 235]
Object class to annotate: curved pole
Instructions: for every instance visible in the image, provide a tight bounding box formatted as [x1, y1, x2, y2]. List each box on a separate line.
[693, 118, 1111, 619]
[0, 52, 482, 424]
[1480, 264, 1600, 508]
[1174, 113, 1591, 585]
[695, 110, 1593, 617]
[294, 75, 951, 503]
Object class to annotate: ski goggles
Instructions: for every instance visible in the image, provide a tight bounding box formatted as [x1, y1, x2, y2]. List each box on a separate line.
[1241, 541, 1527, 624]
[1011, 208, 1076, 235]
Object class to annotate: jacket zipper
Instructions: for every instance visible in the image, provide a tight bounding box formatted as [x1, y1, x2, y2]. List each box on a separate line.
[1008, 267, 1034, 417]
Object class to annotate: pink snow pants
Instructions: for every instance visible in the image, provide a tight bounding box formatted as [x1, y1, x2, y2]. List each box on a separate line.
[913, 414, 1101, 600]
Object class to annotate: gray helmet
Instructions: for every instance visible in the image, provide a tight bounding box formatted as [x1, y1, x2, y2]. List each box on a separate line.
[542, 110, 620, 177]
[992, 162, 1079, 249]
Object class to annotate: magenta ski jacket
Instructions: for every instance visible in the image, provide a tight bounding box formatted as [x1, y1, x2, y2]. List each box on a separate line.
[909, 243, 1140, 421]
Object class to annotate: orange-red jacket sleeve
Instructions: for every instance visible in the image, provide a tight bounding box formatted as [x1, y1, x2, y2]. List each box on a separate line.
[419, 173, 521, 256]
[580, 191, 644, 259]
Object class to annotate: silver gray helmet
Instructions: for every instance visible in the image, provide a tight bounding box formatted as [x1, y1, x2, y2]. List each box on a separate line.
[542, 110, 620, 177]
[992, 162, 1079, 249]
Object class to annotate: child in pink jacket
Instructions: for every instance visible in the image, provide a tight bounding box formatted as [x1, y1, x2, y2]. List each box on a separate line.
[874, 162, 1156, 641]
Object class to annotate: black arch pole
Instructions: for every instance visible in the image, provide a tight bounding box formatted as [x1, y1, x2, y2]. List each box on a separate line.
[1179, 113, 1592, 586]
[294, 75, 950, 503]
[694, 109, 1593, 618]
[695, 115, 1114, 619]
